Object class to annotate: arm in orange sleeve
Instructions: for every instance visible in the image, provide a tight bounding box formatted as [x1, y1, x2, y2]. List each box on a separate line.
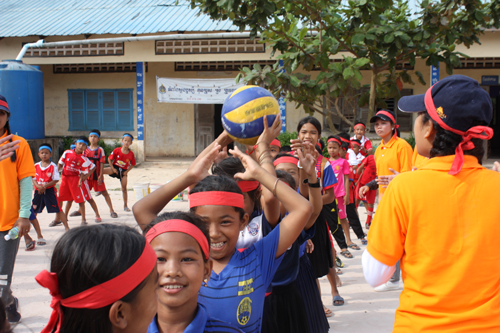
[366, 177, 408, 266]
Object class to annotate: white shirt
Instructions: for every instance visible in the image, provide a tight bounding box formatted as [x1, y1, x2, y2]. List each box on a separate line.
[347, 149, 365, 166]
[236, 215, 263, 249]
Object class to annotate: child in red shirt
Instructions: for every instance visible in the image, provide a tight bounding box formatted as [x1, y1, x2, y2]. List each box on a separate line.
[350, 122, 373, 156]
[106, 133, 136, 211]
[86, 129, 118, 218]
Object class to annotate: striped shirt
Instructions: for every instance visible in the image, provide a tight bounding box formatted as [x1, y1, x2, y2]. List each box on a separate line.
[198, 225, 283, 333]
[148, 304, 243, 333]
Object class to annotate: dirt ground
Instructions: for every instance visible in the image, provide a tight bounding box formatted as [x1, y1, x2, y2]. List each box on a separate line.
[10, 159, 404, 333]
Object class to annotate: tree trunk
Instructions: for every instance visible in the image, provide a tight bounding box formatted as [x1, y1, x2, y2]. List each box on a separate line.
[367, 69, 378, 122]
[325, 95, 337, 133]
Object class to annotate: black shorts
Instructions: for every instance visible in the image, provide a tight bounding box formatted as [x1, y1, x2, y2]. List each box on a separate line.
[32, 187, 61, 214]
[109, 168, 126, 180]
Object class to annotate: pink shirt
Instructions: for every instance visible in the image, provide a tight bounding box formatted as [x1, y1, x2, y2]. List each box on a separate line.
[329, 158, 350, 198]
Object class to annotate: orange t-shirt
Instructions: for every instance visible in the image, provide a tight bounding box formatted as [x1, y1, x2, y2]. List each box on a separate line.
[412, 146, 429, 169]
[0, 132, 36, 231]
[367, 155, 500, 332]
[373, 136, 413, 195]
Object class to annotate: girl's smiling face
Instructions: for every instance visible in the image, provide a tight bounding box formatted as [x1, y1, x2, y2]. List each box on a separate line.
[193, 205, 248, 262]
[151, 232, 211, 309]
[298, 123, 319, 146]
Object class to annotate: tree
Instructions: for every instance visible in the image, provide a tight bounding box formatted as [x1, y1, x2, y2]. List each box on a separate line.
[191, 0, 500, 132]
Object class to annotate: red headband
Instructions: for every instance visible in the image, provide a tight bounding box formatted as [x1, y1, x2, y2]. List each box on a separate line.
[376, 110, 399, 139]
[354, 123, 366, 129]
[189, 191, 245, 209]
[146, 219, 209, 259]
[327, 138, 342, 146]
[350, 140, 361, 147]
[339, 137, 350, 144]
[271, 139, 281, 147]
[424, 87, 494, 175]
[0, 100, 9, 111]
[238, 180, 260, 192]
[273, 156, 299, 166]
[35, 243, 156, 333]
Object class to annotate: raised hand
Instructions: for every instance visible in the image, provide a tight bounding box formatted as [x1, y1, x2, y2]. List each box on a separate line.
[0, 134, 20, 161]
[187, 143, 221, 183]
[297, 142, 317, 178]
[229, 146, 262, 181]
[257, 115, 282, 145]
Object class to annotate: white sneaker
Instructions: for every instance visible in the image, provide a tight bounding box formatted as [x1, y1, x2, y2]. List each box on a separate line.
[374, 281, 400, 292]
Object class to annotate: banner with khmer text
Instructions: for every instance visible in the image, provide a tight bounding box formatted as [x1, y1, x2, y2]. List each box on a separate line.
[156, 77, 244, 104]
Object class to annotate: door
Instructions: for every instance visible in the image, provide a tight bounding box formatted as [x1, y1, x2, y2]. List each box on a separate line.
[195, 104, 214, 156]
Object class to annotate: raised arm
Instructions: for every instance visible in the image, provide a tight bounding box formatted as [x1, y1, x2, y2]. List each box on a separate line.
[297, 143, 321, 230]
[133, 142, 221, 230]
[230, 146, 312, 258]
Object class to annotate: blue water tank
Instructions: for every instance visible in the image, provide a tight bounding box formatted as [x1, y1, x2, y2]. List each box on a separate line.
[0, 60, 44, 139]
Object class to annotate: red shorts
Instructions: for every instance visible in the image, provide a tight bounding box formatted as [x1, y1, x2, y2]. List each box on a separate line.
[87, 179, 107, 192]
[356, 182, 376, 204]
[59, 176, 92, 204]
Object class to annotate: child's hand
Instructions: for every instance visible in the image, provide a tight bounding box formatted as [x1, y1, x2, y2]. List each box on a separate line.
[359, 185, 369, 199]
[306, 239, 314, 253]
[229, 146, 263, 181]
[98, 174, 104, 185]
[257, 115, 282, 146]
[344, 193, 349, 204]
[290, 138, 305, 152]
[78, 178, 82, 187]
[39, 185, 46, 194]
[214, 146, 229, 164]
[377, 168, 399, 188]
[187, 143, 221, 183]
[297, 142, 317, 178]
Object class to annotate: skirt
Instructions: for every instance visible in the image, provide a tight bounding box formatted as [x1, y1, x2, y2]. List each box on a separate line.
[295, 255, 330, 333]
[262, 283, 310, 333]
[307, 210, 334, 278]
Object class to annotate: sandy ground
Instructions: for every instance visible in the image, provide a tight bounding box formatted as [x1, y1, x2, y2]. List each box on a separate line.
[10, 159, 404, 333]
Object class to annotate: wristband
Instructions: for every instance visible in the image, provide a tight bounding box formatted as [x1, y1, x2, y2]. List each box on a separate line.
[303, 178, 321, 188]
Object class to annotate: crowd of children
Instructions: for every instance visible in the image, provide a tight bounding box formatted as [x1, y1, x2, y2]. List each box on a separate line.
[1, 74, 500, 333]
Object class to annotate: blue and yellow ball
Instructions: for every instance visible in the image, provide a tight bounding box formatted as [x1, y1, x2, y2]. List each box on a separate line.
[221, 85, 280, 145]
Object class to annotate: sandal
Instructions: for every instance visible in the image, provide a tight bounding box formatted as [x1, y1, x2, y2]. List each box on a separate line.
[95, 217, 102, 223]
[340, 250, 353, 258]
[333, 295, 345, 306]
[37, 238, 47, 246]
[336, 268, 343, 275]
[81, 221, 88, 226]
[335, 256, 344, 268]
[124, 207, 131, 212]
[361, 238, 368, 245]
[348, 243, 361, 250]
[110, 212, 118, 218]
[69, 211, 82, 217]
[25, 241, 36, 251]
[49, 220, 62, 227]
[324, 307, 333, 317]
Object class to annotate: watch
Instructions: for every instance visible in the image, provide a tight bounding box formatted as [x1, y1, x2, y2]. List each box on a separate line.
[303, 178, 321, 188]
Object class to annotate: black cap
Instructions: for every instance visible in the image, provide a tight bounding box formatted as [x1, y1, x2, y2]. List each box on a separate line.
[398, 75, 492, 132]
[370, 110, 396, 124]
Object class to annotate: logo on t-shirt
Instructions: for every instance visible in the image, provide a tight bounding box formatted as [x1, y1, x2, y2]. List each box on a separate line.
[247, 222, 259, 236]
[237, 296, 252, 325]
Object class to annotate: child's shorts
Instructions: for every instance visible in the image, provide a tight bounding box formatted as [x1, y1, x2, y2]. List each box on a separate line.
[109, 168, 126, 180]
[58, 176, 92, 204]
[336, 197, 347, 220]
[32, 187, 61, 214]
[87, 179, 107, 192]
[29, 207, 36, 221]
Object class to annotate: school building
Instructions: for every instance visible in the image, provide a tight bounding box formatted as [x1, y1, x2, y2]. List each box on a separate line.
[1, 0, 500, 163]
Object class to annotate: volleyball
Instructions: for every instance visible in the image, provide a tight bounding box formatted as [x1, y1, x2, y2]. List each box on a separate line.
[221, 85, 280, 145]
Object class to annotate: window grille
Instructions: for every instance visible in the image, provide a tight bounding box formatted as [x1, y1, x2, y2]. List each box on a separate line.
[455, 57, 500, 69]
[156, 39, 265, 54]
[54, 62, 147, 74]
[25, 43, 124, 57]
[175, 60, 275, 71]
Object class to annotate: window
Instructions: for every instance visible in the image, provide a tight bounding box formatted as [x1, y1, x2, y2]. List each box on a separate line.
[25, 42, 124, 57]
[54, 62, 145, 74]
[157, 38, 265, 54]
[175, 60, 275, 71]
[68, 89, 133, 131]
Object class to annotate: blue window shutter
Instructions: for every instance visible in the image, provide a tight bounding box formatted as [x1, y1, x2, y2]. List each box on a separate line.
[69, 91, 85, 130]
[117, 90, 132, 130]
[86, 91, 100, 129]
[102, 91, 116, 130]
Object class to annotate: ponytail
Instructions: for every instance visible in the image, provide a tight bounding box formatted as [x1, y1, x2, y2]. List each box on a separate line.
[5, 121, 16, 162]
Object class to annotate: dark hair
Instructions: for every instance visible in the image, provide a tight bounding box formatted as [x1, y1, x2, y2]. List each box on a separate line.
[51, 224, 153, 333]
[123, 133, 134, 141]
[211, 158, 262, 213]
[297, 116, 322, 136]
[77, 136, 90, 146]
[374, 111, 400, 137]
[280, 145, 292, 153]
[90, 129, 101, 138]
[354, 121, 366, 128]
[190, 175, 247, 219]
[317, 139, 325, 150]
[39, 143, 53, 151]
[420, 112, 485, 164]
[326, 135, 341, 147]
[338, 132, 350, 141]
[5, 121, 16, 163]
[276, 170, 297, 190]
[351, 139, 361, 145]
[315, 145, 323, 155]
[143, 211, 210, 263]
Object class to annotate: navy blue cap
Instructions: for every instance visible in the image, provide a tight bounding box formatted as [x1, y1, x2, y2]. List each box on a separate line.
[398, 75, 492, 132]
[0, 94, 9, 114]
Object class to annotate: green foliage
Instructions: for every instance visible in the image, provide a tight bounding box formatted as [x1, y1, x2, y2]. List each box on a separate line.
[277, 131, 298, 148]
[404, 132, 416, 150]
[192, 0, 500, 131]
[62, 136, 74, 151]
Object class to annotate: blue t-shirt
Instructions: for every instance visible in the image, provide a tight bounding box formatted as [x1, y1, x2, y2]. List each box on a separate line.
[198, 225, 284, 333]
[147, 304, 243, 333]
